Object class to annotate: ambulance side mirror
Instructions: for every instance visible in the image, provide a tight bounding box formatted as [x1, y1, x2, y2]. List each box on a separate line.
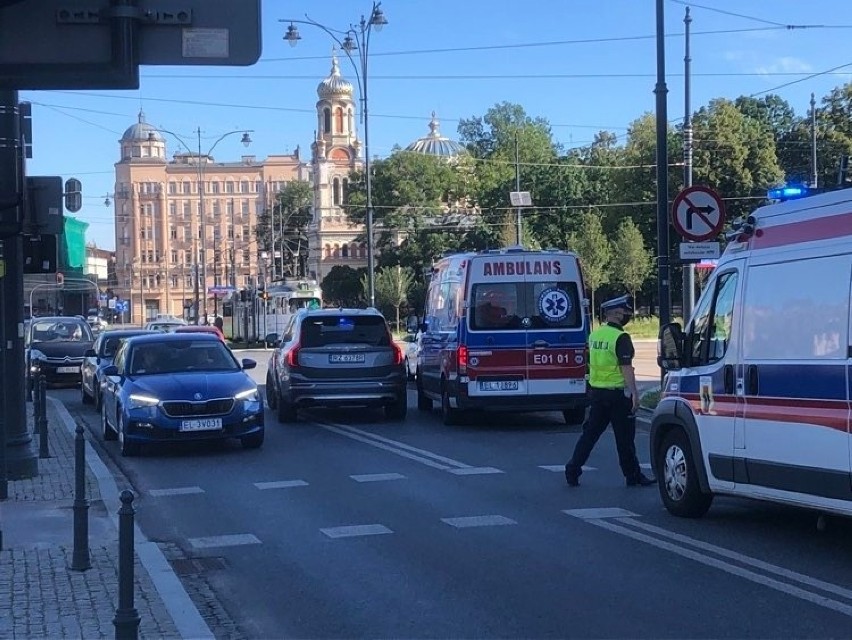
[658, 322, 685, 371]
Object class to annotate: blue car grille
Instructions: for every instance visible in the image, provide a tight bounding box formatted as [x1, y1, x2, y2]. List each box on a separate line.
[161, 398, 234, 418]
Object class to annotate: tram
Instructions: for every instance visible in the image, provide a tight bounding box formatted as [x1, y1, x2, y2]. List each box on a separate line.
[224, 278, 322, 342]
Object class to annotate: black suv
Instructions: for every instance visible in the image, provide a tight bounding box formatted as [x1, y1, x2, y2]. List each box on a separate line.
[266, 308, 408, 422]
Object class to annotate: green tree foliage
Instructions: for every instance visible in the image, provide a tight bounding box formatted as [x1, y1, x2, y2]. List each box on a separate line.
[366, 266, 414, 330]
[321, 265, 366, 308]
[568, 211, 612, 315]
[611, 218, 652, 310]
[255, 180, 312, 278]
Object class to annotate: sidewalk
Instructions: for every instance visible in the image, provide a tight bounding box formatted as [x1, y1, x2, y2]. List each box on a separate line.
[0, 399, 212, 639]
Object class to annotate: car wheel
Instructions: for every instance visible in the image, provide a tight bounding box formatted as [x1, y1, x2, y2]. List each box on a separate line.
[658, 428, 713, 518]
[117, 412, 140, 457]
[266, 373, 277, 410]
[404, 357, 414, 381]
[417, 374, 432, 412]
[385, 393, 408, 421]
[241, 430, 265, 449]
[440, 381, 460, 426]
[81, 380, 92, 405]
[562, 407, 586, 425]
[276, 390, 297, 423]
[101, 403, 117, 441]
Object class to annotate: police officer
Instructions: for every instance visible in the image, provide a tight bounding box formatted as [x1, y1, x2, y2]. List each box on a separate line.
[565, 294, 655, 487]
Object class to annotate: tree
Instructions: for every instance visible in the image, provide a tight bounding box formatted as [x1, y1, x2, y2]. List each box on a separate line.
[255, 180, 312, 279]
[367, 266, 414, 331]
[611, 218, 652, 312]
[568, 211, 612, 317]
[321, 265, 366, 308]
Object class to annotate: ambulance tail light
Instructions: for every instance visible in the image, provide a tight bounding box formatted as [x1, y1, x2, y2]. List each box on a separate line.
[457, 345, 468, 374]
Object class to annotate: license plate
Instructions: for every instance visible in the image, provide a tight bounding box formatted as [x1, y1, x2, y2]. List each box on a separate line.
[478, 380, 519, 392]
[179, 418, 223, 432]
[57, 366, 79, 374]
[329, 353, 365, 363]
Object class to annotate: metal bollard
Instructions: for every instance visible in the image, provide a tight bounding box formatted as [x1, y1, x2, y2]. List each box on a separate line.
[32, 375, 41, 429]
[113, 490, 140, 640]
[38, 375, 49, 459]
[70, 425, 91, 571]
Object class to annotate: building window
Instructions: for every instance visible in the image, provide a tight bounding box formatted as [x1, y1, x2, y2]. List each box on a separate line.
[213, 228, 221, 241]
[333, 244, 340, 258]
[228, 227, 234, 239]
[226, 200, 234, 216]
[333, 178, 341, 206]
[185, 275, 193, 288]
[323, 107, 331, 134]
[244, 275, 252, 287]
[242, 250, 250, 266]
[171, 276, 178, 288]
[335, 107, 344, 133]
[212, 200, 221, 216]
[183, 201, 191, 216]
[225, 181, 235, 193]
[182, 181, 191, 194]
[255, 202, 264, 215]
[241, 200, 250, 215]
[360, 243, 366, 258]
[341, 244, 349, 258]
[324, 244, 331, 259]
[169, 202, 177, 217]
[168, 182, 177, 194]
[184, 251, 192, 265]
[240, 180, 250, 193]
[198, 228, 202, 240]
[170, 227, 177, 240]
[170, 250, 178, 263]
[211, 181, 220, 194]
[184, 228, 192, 242]
[242, 225, 251, 240]
[255, 180, 262, 193]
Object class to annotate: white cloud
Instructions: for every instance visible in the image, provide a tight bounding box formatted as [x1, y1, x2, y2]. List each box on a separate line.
[754, 56, 814, 76]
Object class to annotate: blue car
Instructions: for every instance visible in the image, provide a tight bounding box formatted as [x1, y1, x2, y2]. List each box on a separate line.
[100, 333, 264, 456]
[80, 329, 156, 411]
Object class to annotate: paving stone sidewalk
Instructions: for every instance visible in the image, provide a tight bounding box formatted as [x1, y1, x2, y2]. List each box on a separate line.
[0, 403, 181, 640]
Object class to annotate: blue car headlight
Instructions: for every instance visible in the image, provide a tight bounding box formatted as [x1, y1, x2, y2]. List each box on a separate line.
[128, 394, 160, 410]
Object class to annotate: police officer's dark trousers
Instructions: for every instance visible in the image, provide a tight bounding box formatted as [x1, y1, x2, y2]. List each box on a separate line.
[566, 387, 641, 481]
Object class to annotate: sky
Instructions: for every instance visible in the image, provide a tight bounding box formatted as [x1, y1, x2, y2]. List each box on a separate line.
[19, 0, 852, 250]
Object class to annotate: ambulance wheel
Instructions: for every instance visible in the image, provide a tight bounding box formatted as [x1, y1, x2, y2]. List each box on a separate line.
[417, 375, 432, 412]
[563, 407, 586, 425]
[658, 428, 713, 518]
[440, 381, 460, 426]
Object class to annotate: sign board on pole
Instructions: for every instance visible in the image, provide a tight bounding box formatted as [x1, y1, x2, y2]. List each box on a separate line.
[671, 186, 726, 241]
[679, 242, 721, 261]
[108, 298, 116, 310]
[509, 191, 532, 207]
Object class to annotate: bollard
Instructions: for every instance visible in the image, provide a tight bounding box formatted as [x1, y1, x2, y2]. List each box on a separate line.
[113, 490, 140, 640]
[31, 374, 41, 430]
[70, 425, 91, 571]
[38, 375, 49, 459]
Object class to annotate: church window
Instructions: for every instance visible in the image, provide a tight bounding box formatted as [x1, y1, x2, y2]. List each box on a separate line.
[360, 243, 367, 258]
[333, 178, 341, 206]
[333, 244, 340, 258]
[341, 244, 349, 258]
[323, 107, 331, 134]
[335, 107, 344, 133]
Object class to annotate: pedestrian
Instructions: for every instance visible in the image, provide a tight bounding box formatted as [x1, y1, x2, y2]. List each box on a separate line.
[214, 316, 224, 331]
[565, 294, 655, 487]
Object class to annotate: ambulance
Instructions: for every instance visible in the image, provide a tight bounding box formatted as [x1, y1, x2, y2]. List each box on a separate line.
[653, 185, 852, 519]
[416, 247, 590, 425]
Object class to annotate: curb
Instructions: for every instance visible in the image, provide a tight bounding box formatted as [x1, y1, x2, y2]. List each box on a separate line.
[47, 397, 214, 640]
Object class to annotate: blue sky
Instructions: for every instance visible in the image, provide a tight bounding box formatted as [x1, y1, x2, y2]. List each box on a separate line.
[21, 0, 852, 250]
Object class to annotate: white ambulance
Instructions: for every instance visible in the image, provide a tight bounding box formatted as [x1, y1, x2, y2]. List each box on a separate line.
[653, 185, 852, 519]
[416, 247, 590, 425]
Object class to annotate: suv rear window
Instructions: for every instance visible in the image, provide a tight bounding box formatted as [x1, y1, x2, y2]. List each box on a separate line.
[300, 315, 391, 347]
[470, 281, 582, 331]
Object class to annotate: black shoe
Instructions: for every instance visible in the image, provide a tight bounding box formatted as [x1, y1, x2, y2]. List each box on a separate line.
[626, 473, 656, 487]
[565, 465, 580, 487]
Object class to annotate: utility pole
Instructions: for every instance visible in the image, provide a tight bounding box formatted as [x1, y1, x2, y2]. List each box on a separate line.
[514, 132, 521, 245]
[655, 0, 672, 328]
[810, 93, 818, 188]
[681, 6, 695, 323]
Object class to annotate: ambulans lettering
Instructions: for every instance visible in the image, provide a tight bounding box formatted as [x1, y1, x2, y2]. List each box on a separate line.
[482, 260, 562, 277]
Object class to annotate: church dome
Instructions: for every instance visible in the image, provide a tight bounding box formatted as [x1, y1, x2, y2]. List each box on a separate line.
[405, 112, 465, 158]
[317, 55, 353, 99]
[121, 110, 163, 142]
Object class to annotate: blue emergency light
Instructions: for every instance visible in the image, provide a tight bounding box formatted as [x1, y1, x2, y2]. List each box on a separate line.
[767, 185, 809, 201]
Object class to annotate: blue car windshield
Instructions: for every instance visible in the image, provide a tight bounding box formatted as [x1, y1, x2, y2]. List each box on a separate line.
[129, 341, 239, 375]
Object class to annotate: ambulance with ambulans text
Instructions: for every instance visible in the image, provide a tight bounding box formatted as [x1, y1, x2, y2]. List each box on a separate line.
[416, 247, 590, 425]
[653, 185, 852, 519]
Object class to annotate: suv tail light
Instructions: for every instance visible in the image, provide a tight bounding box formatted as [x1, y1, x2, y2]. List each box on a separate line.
[457, 345, 468, 374]
[392, 342, 404, 366]
[287, 342, 300, 368]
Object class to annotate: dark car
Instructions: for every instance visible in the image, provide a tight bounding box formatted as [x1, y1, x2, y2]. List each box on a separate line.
[26, 316, 95, 392]
[100, 333, 264, 456]
[81, 329, 156, 411]
[266, 308, 407, 423]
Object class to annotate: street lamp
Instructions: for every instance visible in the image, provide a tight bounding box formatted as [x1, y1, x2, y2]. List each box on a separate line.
[280, 2, 387, 308]
[147, 127, 252, 323]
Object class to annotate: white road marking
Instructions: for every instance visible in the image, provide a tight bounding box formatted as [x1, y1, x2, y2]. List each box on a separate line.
[317, 421, 472, 469]
[441, 515, 517, 528]
[148, 486, 204, 497]
[317, 423, 453, 470]
[254, 480, 309, 490]
[188, 534, 261, 549]
[350, 473, 406, 483]
[320, 524, 393, 539]
[586, 518, 852, 618]
[540, 465, 597, 472]
[448, 467, 504, 475]
[563, 507, 640, 519]
[640, 462, 653, 470]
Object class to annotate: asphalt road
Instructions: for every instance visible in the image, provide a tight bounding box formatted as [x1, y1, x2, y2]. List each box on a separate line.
[52, 350, 852, 639]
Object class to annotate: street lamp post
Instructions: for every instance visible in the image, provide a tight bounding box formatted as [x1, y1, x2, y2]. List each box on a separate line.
[149, 127, 252, 323]
[281, 2, 387, 308]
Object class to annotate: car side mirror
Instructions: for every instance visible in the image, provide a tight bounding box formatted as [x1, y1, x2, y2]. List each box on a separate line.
[241, 358, 257, 370]
[658, 322, 685, 371]
[102, 364, 119, 377]
[84, 349, 97, 358]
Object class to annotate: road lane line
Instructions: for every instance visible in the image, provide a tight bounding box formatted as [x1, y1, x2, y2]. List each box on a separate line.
[315, 423, 454, 470]
[564, 508, 640, 519]
[448, 467, 504, 475]
[320, 524, 393, 539]
[188, 534, 262, 550]
[540, 465, 597, 472]
[317, 421, 473, 469]
[441, 515, 517, 528]
[148, 487, 205, 497]
[620, 518, 852, 601]
[350, 473, 406, 483]
[254, 480, 309, 490]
